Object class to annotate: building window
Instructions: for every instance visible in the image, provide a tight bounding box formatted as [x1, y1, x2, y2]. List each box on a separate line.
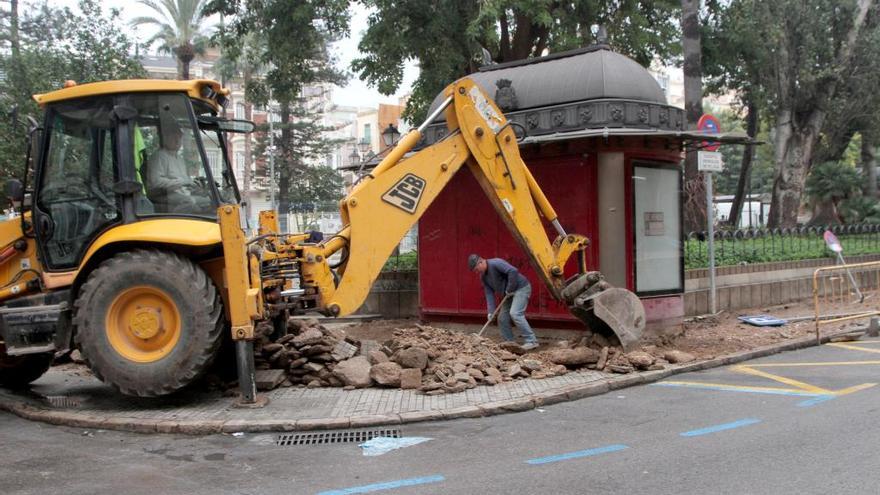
[363, 123, 371, 144]
[235, 151, 246, 179]
[235, 102, 246, 119]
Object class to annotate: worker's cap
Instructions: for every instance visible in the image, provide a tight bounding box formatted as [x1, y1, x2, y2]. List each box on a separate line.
[467, 253, 481, 271]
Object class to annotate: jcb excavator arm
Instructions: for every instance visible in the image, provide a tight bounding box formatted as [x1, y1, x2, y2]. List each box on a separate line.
[219, 78, 645, 362]
[311, 79, 588, 317]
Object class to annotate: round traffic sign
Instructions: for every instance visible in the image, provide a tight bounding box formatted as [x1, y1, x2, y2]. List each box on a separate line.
[697, 114, 721, 152]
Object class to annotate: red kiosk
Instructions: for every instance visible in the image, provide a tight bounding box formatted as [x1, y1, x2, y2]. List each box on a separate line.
[417, 44, 692, 335]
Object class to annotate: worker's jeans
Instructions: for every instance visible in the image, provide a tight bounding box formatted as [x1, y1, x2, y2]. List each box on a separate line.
[498, 284, 537, 344]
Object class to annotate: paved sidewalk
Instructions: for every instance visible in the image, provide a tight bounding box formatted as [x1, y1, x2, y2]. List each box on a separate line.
[0, 329, 860, 434]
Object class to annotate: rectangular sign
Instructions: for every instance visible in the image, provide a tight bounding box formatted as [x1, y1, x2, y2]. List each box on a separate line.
[698, 151, 723, 172]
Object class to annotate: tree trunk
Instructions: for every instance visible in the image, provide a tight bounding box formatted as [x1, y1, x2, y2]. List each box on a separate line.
[727, 101, 758, 228]
[767, 112, 821, 228]
[9, 0, 29, 100]
[682, 0, 705, 232]
[242, 68, 253, 223]
[767, 0, 872, 228]
[862, 130, 878, 198]
[510, 13, 534, 59]
[10, 0, 20, 58]
[808, 199, 842, 227]
[278, 101, 292, 232]
[499, 11, 511, 61]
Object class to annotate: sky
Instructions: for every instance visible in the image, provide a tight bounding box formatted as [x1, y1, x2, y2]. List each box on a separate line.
[48, 0, 418, 109]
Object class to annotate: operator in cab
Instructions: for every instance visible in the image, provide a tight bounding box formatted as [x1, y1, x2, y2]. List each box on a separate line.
[145, 121, 212, 214]
[468, 254, 539, 350]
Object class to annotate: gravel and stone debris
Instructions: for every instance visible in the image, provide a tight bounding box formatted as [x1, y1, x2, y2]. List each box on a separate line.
[247, 317, 698, 394]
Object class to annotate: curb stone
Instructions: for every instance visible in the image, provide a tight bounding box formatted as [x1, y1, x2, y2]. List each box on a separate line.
[0, 327, 864, 434]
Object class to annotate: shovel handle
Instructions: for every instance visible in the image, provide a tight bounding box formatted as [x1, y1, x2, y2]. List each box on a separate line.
[477, 293, 512, 337]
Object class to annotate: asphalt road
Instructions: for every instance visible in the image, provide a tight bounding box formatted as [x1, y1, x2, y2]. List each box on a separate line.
[2, 338, 880, 495]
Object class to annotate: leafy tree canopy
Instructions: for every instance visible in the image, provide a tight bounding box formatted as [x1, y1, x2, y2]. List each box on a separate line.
[0, 0, 146, 182]
[206, 0, 350, 105]
[130, 0, 211, 80]
[354, 0, 681, 123]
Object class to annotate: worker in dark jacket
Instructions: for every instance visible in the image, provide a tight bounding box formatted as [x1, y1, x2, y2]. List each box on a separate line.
[468, 254, 539, 350]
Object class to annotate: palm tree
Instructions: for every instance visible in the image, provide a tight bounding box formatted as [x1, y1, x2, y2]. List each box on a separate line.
[130, 0, 210, 80]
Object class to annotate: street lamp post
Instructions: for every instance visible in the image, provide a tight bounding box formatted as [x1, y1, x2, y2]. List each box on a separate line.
[381, 124, 400, 148]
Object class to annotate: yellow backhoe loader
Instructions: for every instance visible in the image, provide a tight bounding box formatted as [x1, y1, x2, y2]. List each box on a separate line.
[0, 77, 644, 403]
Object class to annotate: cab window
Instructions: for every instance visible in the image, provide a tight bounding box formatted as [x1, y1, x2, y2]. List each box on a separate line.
[128, 93, 217, 217]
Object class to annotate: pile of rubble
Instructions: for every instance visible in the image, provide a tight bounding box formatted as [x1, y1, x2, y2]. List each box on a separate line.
[251, 318, 696, 394]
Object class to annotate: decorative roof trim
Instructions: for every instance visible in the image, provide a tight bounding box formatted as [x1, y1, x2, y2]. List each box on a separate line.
[421, 98, 686, 147]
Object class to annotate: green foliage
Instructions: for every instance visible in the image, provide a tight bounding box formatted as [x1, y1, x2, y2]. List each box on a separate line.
[207, 0, 350, 104]
[806, 161, 861, 205]
[840, 196, 880, 224]
[206, 1, 350, 223]
[704, 0, 879, 227]
[130, 0, 211, 79]
[252, 103, 345, 209]
[355, 0, 681, 123]
[685, 232, 880, 269]
[0, 0, 146, 183]
[382, 251, 418, 272]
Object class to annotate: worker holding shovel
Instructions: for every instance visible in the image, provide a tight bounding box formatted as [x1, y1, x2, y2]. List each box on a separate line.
[468, 254, 539, 350]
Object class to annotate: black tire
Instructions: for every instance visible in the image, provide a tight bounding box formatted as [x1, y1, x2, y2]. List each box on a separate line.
[0, 352, 53, 388]
[73, 249, 224, 397]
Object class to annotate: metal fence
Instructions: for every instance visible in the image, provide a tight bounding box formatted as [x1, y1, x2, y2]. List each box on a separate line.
[685, 224, 880, 269]
[812, 260, 880, 342]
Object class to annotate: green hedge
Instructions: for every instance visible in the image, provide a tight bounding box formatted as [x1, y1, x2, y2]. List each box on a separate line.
[685, 233, 880, 269]
[382, 251, 418, 272]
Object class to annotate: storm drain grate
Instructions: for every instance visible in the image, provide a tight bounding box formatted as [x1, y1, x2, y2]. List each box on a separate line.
[275, 428, 400, 446]
[45, 396, 80, 409]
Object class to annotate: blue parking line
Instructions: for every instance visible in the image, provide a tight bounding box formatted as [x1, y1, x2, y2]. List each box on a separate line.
[653, 382, 822, 397]
[526, 444, 629, 465]
[680, 418, 761, 437]
[797, 395, 836, 407]
[316, 475, 445, 495]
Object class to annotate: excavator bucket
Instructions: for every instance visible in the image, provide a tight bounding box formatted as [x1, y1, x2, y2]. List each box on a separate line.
[563, 273, 645, 351]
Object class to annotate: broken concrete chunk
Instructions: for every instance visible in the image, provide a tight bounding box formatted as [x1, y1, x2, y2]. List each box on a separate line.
[400, 368, 422, 389]
[255, 369, 286, 391]
[357, 339, 380, 356]
[303, 362, 325, 373]
[596, 347, 609, 370]
[505, 364, 528, 378]
[368, 350, 390, 365]
[467, 368, 484, 381]
[370, 362, 403, 387]
[453, 372, 472, 383]
[547, 347, 600, 366]
[625, 351, 654, 370]
[664, 350, 696, 364]
[304, 344, 333, 356]
[292, 328, 324, 347]
[332, 341, 358, 361]
[608, 364, 635, 374]
[262, 343, 284, 354]
[277, 333, 296, 345]
[520, 359, 543, 372]
[333, 356, 373, 388]
[394, 347, 429, 370]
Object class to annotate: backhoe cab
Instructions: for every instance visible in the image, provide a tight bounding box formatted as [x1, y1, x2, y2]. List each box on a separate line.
[0, 77, 644, 401]
[0, 79, 255, 395]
